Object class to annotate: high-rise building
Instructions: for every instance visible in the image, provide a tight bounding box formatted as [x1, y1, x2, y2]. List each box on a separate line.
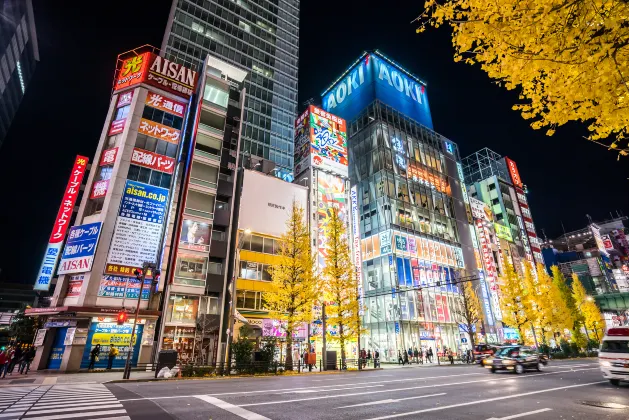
[462, 148, 544, 267]
[26, 46, 249, 371]
[319, 51, 483, 360]
[0, 0, 38, 147]
[161, 0, 299, 179]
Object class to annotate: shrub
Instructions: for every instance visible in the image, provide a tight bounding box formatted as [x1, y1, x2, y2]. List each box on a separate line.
[552, 352, 566, 359]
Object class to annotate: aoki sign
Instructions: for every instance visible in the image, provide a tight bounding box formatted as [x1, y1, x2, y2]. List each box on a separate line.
[322, 51, 433, 128]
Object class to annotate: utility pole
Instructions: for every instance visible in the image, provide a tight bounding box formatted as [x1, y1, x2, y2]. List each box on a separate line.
[322, 303, 327, 370]
[123, 262, 157, 380]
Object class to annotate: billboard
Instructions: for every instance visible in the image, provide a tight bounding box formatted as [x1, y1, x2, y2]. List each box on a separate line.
[138, 119, 181, 144]
[106, 180, 169, 273]
[35, 155, 89, 291]
[294, 105, 348, 178]
[180, 219, 211, 252]
[316, 172, 347, 269]
[470, 197, 493, 222]
[131, 148, 175, 174]
[239, 170, 308, 238]
[145, 91, 186, 117]
[590, 223, 609, 257]
[494, 223, 514, 242]
[322, 51, 433, 129]
[505, 157, 523, 188]
[114, 51, 198, 98]
[58, 222, 103, 275]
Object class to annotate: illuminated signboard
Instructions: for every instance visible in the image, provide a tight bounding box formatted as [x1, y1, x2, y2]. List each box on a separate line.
[494, 223, 514, 242]
[145, 91, 186, 117]
[34, 155, 89, 291]
[131, 148, 175, 174]
[316, 172, 347, 269]
[294, 105, 348, 178]
[322, 51, 433, 128]
[114, 51, 198, 98]
[505, 157, 523, 188]
[350, 185, 363, 315]
[476, 219, 502, 320]
[99, 147, 118, 167]
[590, 223, 609, 257]
[470, 197, 492, 222]
[58, 222, 103, 275]
[138, 118, 181, 144]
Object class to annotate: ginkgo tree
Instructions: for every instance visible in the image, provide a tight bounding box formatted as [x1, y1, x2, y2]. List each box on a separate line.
[571, 274, 605, 342]
[321, 209, 361, 369]
[498, 262, 533, 344]
[265, 201, 319, 370]
[417, 0, 629, 156]
[454, 279, 484, 350]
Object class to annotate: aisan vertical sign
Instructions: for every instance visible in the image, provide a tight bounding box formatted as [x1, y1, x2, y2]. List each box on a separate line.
[35, 155, 89, 291]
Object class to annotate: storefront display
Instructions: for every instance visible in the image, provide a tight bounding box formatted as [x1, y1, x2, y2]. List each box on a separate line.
[162, 326, 196, 363]
[80, 320, 145, 369]
[166, 295, 199, 323]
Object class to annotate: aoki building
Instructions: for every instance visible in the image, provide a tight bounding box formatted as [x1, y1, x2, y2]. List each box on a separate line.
[320, 51, 485, 361]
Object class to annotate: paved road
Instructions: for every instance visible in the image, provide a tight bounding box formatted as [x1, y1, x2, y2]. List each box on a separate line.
[1, 360, 627, 419]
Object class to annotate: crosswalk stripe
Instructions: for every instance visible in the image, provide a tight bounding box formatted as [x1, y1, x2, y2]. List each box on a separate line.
[22, 409, 127, 420]
[36, 397, 116, 404]
[30, 400, 118, 410]
[37, 394, 113, 400]
[0, 412, 24, 418]
[24, 404, 123, 416]
[84, 417, 130, 420]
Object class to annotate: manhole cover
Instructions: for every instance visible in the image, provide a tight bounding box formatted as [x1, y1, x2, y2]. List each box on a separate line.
[9, 379, 36, 384]
[581, 401, 629, 409]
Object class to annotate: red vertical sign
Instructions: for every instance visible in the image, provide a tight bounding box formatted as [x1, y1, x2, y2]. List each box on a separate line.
[49, 155, 89, 243]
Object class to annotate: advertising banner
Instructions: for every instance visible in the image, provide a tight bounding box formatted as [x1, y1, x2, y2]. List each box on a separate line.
[138, 118, 181, 144]
[146, 91, 186, 117]
[322, 52, 432, 129]
[470, 197, 492, 222]
[66, 275, 84, 297]
[316, 172, 347, 269]
[590, 223, 609, 257]
[350, 185, 363, 314]
[58, 222, 103, 275]
[117, 90, 134, 107]
[35, 155, 89, 291]
[239, 170, 308, 237]
[494, 223, 514, 242]
[131, 148, 175, 174]
[106, 180, 169, 272]
[97, 275, 151, 300]
[114, 51, 198, 98]
[180, 219, 211, 252]
[505, 157, 523, 188]
[90, 179, 109, 199]
[108, 118, 126, 136]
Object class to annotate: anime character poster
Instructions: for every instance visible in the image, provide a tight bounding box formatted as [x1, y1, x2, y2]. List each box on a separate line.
[316, 172, 347, 270]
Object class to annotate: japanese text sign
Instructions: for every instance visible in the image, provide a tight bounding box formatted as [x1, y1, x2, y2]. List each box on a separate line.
[90, 179, 109, 199]
[131, 148, 175, 174]
[117, 91, 134, 108]
[58, 222, 102, 275]
[99, 147, 118, 167]
[108, 119, 126, 136]
[146, 92, 186, 117]
[138, 118, 181, 144]
[114, 51, 198, 98]
[505, 157, 523, 188]
[34, 155, 89, 290]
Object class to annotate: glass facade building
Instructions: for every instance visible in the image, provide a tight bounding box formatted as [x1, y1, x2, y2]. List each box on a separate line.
[0, 0, 38, 148]
[162, 0, 299, 178]
[346, 101, 477, 362]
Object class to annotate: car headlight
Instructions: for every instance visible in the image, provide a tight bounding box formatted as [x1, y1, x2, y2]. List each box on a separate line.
[503, 360, 515, 365]
[600, 361, 611, 367]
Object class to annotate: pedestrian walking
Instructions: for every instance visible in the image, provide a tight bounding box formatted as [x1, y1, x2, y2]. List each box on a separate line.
[413, 347, 419, 364]
[427, 347, 433, 363]
[107, 346, 119, 370]
[374, 350, 380, 368]
[448, 349, 454, 364]
[398, 350, 404, 365]
[367, 350, 372, 367]
[403, 351, 409, 365]
[18, 347, 36, 374]
[0, 348, 9, 378]
[407, 348, 413, 364]
[7, 345, 22, 376]
[88, 344, 101, 370]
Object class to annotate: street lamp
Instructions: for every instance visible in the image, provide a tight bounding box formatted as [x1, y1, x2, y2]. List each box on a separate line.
[226, 228, 251, 369]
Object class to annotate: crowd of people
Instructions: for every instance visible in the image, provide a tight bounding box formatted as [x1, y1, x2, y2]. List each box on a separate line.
[396, 346, 462, 365]
[0, 344, 36, 377]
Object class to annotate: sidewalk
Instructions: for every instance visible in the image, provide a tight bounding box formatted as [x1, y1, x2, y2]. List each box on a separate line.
[0, 369, 156, 387]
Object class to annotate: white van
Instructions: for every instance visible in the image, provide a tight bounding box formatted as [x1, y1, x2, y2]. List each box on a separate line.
[599, 327, 629, 386]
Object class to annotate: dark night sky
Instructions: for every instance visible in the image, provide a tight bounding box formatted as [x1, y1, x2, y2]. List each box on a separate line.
[0, 0, 627, 283]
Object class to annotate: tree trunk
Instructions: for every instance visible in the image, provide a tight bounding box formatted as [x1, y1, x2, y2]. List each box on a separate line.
[468, 322, 476, 350]
[285, 334, 293, 370]
[339, 323, 346, 368]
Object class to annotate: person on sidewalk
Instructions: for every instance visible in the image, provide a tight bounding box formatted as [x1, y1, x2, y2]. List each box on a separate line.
[0, 348, 9, 378]
[18, 347, 36, 374]
[107, 346, 119, 370]
[7, 345, 22, 376]
[407, 348, 413, 364]
[403, 350, 409, 365]
[413, 347, 419, 364]
[427, 347, 433, 363]
[448, 348, 454, 364]
[88, 344, 101, 370]
[374, 350, 380, 368]
[367, 350, 372, 367]
[398, 350, 404, 365]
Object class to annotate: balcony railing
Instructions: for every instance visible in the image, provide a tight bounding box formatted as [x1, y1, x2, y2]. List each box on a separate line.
[198, 123, 224, 137]
[194, 148, 221, 161]
[190, 177, 217, 189]
[184, 207, 214, 220]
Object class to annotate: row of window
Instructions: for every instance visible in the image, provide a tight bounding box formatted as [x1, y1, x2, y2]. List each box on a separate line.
[239, 260, 272, 281]
[127, 164, 173, 189]
[236, 289, 265, 310]
[240, 234, 279, 254]
[174, 254, 223, 287]
[142, 105, 183, 130]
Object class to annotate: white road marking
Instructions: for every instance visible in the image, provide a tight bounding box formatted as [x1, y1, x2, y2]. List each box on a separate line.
[487, 408, 552, 420]
[118, 372, 484, 401]
[237, 368, 597, 407]
[28, 400, 118, 410]
[313, 374, 394, 381]
[22, 409, 128, 420]
[84, 417, 130, 420]
[0, 413, 24, 418]
[337, 393, 447, 409]
[286, 384, 384, 394]
[196, 395, 271, 420]
[25, 403, 124, 416]
[364, 382, 604, 420]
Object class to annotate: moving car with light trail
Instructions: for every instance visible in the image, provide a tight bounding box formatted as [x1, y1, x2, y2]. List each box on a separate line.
[483, 345, 547, 374]
[599, 327, 629, 386]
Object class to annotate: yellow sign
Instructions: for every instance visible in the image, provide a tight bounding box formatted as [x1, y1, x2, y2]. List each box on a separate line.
[494, 223, 514, 242]
[91, 333, 137, 346]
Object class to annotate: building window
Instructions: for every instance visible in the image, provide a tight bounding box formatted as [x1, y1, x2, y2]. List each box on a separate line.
[241, 234, 277, 255]
[203, 83, 229, 108]
[239, 261, 272, 281]
[491, 198, 500, 205]
[174, 255, 208, 287]
[236, 290, 265, 310]
[166, 295, 199, 323]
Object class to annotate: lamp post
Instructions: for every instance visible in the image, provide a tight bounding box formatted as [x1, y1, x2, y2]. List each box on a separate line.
[225, 228, 251, 369]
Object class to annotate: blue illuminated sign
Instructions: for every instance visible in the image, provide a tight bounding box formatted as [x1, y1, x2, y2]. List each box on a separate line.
[322, 52, 433, 128]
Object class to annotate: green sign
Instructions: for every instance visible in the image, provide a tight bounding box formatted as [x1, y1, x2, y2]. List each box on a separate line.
[494, 223, 514, 242]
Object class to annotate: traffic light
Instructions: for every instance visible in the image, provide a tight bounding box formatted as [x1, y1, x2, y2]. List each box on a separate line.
[116, 310, 128, 325]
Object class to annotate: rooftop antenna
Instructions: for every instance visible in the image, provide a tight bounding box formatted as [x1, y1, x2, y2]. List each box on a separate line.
[561, 220, 570, 251]
[586, 214, 593, 224]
